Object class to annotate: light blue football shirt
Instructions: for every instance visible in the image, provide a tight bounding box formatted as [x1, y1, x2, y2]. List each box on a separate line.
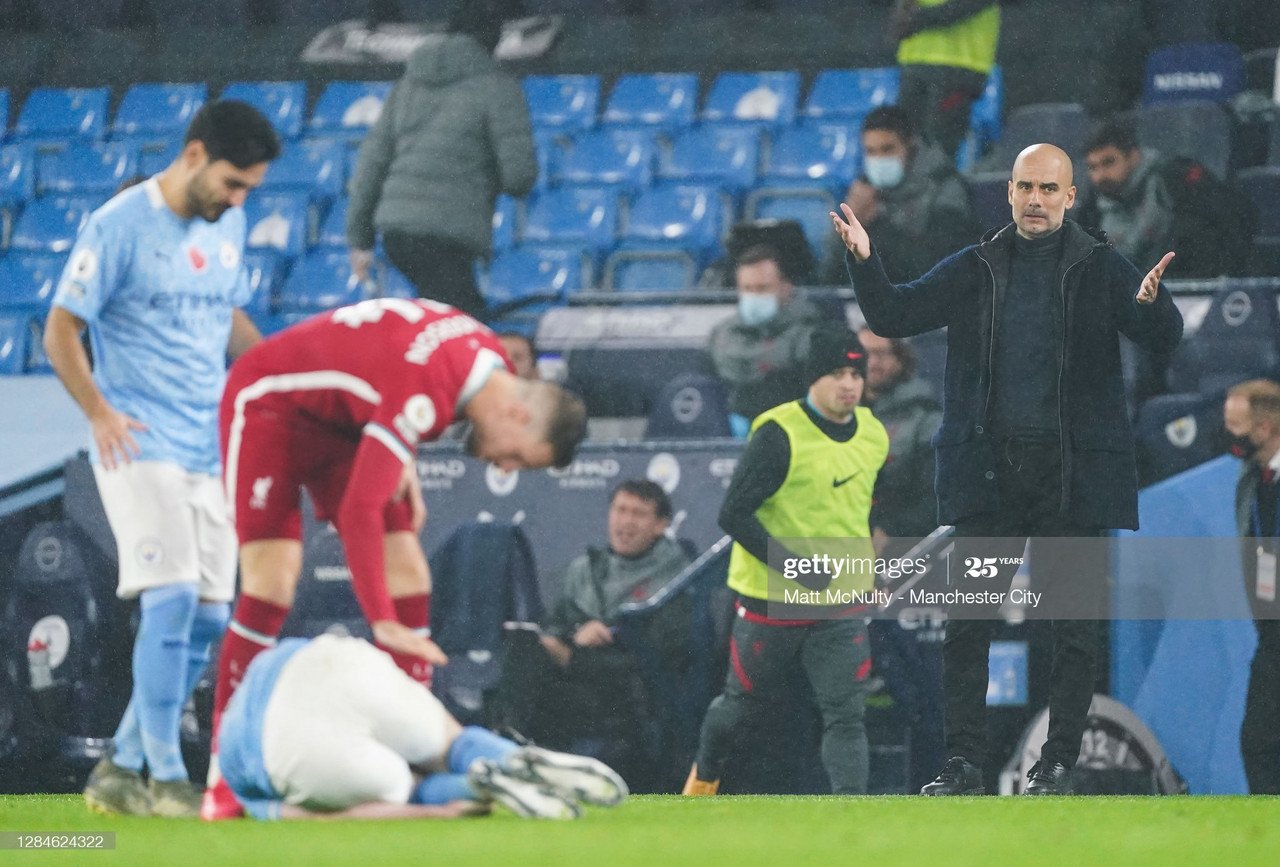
[219, 637, 307, 821]
[52, 178, 253, 474]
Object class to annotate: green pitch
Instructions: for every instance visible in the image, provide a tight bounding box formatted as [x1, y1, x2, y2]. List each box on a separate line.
[2, 794, 1277, 866]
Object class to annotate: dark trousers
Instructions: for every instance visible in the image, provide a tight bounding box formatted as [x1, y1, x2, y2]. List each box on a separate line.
[1242, 619, 1280, 794]
[897, 64, 988, 161]
[695, 615, 871, 793]
[945, 436, 1105, 769]
[382, 231, 486, 319]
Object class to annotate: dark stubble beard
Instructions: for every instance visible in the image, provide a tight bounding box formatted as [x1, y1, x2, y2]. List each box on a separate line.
[186, 170, 228, 223]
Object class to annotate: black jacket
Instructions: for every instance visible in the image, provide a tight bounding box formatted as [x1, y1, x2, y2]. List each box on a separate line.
[846, 220, 1184, 529]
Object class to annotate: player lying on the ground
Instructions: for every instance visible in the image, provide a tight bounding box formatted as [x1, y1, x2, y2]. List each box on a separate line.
[218, 633, 627, 819]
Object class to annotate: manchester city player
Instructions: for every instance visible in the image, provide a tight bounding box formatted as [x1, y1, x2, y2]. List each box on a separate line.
[43, 100, 280, 817]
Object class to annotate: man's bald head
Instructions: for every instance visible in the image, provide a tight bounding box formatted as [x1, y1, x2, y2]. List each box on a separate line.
[1008, 143, 1077, 239]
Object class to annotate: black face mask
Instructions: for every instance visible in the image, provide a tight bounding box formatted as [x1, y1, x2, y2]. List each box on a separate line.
[1228, 432, 1258, 461]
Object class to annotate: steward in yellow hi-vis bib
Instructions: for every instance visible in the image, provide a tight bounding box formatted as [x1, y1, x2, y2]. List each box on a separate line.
[684, 326, 889, 798]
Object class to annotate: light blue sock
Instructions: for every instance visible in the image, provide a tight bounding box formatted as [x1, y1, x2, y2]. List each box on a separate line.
[112, 601, 228, 773]
[187, 601, 230, 698]
[134, 584, 200, 782]
[412, 773, 477, 805]
[447, 726, 519, 775]
[111, 698, 144, 773]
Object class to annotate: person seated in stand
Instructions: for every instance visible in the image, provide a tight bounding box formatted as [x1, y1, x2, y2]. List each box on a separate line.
[506, 481, 692, 785]
[709, 245, 822, 436]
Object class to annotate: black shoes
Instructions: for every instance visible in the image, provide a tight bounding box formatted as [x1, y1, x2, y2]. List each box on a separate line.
[1024, 760, 1072, 795]
[921, 756, 985, 795]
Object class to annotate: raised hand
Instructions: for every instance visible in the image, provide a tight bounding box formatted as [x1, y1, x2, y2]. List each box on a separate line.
[1137, 251, 1175, 304]
[830, 202, 872, 263]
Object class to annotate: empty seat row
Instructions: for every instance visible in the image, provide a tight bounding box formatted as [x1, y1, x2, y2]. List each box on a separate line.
[0, 81, 391, 147]
[0, 68, 996, 159]
[1, 138, 349, 201]
[524, 67, 1000, 135]
[534, 123, 863, 194]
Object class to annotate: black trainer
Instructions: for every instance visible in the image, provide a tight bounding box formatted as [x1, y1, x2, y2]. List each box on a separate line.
[920, 756, 984, 795]
[1024, 760, 1072, 795]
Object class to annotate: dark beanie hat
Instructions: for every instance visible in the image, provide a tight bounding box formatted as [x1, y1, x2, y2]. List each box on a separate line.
[804, 325, 867, 386]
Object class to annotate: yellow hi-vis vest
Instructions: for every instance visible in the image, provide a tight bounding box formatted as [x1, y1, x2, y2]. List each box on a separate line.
[726, 401, 889, 603]
[896, 0, 1000, 76]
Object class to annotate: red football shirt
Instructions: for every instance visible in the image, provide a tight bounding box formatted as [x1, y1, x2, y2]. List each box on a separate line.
[227, 298, 511, 623]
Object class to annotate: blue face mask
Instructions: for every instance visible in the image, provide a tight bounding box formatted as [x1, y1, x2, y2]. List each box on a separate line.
[864, 155, 906, 190]
[738, 293, 780, 327]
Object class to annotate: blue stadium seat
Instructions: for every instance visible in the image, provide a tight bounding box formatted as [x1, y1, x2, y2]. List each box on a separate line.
[485, 246, 589, 310]
[645, 372, 732, 438]
[277, 250, 369, 312]
[254, 311, 312, 338]
[1136, 100, 1233, 180]
[557, 129, 657, 191]
[744, 183, 837, 260]
[13, 87, 111, 144]
[602, 73, 698, 130]
[222, 81, 307, 140]
[523, 75, 600, 131]
[1237, 166, 1280, 237]
[702, 71, 800, 126]
[139, 141, 182, 177]
[0, 90, 8, 140]
[804, 68, 900, 121]
[532, 127, 569, 189]
[1135, 391, 1225, 486]
[240, 250, 287, 319]
[965, 170, 1012, 233]
[761, 124, 860, 191]
[308, 81, 392, 139]
[37, 142, 138, 196]
[0, 251, 67, 312]
[1142, 42, 1244, 106]
[603, 246, 698, 292]
[521, 186, 619, 253]
[259, 140, 347, 200]
[623, 183, 730, 259]
[112, 83, 207, 140]
[10, 196, 101, 253]
[989, 102, 1088, 167]
[660, 125, 761, 192]
[316, 197, 348, 249]
[244, 191, 313, 256]
[492, 194, 520, 253]
[0, 314, 26, 375]
[1167, 285, 1280, 393]
[0, 144, 36, 206]
[968, 65, 1003, 148]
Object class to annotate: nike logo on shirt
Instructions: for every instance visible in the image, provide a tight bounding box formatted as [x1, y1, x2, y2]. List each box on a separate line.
[833, 472, 861, 488]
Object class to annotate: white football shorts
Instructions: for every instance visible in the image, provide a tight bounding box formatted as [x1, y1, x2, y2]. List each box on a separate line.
[93, 460, 237, 602]
[261, 635, 452, 811]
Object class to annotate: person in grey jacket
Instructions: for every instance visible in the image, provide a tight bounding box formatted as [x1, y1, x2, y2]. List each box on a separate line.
[346, 0, 536, 318]
[710, 245, 823, 430]
[858, 328, 943, 547]
[822, 106, 980, 285]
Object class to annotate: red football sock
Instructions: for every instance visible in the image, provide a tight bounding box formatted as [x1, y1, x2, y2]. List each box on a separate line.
[212, 595, 290, 737]
[381, 592, 433, 687]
